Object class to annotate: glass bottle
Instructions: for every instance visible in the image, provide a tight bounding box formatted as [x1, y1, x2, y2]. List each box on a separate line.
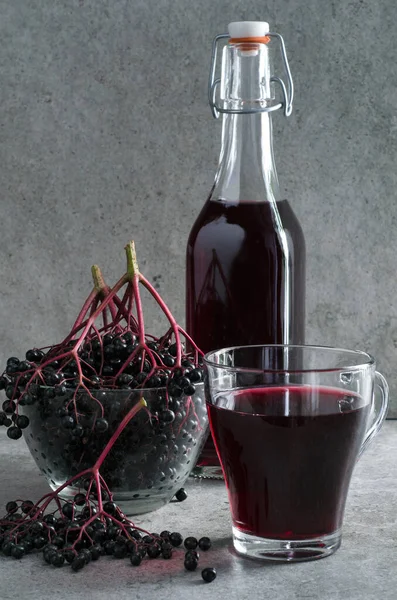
[186, 22, 306, 477]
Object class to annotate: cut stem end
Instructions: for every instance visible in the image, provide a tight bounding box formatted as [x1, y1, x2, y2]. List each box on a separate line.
[125, 241, 140, 279]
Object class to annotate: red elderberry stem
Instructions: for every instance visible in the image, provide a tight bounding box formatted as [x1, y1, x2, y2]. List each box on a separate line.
[67, 289, 98, 341]
[93, 397, 147, 471]
[139, 274, 182, 365]
[125, 243, 146, 346]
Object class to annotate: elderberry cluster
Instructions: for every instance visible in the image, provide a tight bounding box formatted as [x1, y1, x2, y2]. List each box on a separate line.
[0, 497, 216, 582]
[0, 332, 204, 443]
[0, 339, 208, 515]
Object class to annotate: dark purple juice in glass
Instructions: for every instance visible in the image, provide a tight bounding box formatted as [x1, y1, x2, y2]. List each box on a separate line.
[207, 385, 369, 540]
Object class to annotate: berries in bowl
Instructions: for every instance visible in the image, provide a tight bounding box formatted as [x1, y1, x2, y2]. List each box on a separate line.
[0, 242, 208, 515]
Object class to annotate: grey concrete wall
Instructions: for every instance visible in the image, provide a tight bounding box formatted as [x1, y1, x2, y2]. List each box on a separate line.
[1, 1, 396, 414]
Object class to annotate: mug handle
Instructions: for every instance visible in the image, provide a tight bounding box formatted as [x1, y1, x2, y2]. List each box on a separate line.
[359, 371, 389, 458]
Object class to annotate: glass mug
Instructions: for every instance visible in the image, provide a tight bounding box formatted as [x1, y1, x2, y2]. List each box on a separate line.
[204, 345, 389, 562]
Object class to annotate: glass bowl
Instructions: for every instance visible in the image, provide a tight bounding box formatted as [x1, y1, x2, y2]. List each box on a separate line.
[21, 385, 208, 515]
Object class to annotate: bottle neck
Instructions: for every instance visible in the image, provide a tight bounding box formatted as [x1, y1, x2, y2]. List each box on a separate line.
[213, 110, 280, 203]
[211, 39, 281, 204]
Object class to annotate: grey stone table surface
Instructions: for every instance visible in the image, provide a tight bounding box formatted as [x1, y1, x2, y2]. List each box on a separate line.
[0, 423, 395, 600]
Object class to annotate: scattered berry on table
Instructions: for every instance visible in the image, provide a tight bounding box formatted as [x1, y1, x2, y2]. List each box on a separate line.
[198, 537, 212, 551]
[170, 532, 183, 547]
[184, 556, 199, 571]
[184, 536, 198, 550]
[175, 488, 188, 502]
[201, 567, 217, 583]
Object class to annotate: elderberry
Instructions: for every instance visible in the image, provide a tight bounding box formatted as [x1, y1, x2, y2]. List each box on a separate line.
[51, 552, 65, 567]
[81, 548, 92, 564]
[90, 545, 102, 561]
[43, 545, 58, 564]
[5, 500, 18, 514]
[34, 536, 47, 550]
[26, 349, 44, 363]
[103, 501, 117, 516]
[159, 409, 175, 424]
[15, 415, 29, 429]
[142, 534, 154, 544]
[147, 543, 161, 558]
[184, 536, 198, 550]
[169, 532, 183, 547]
[61, 415, 75, 430]
[198, 537, 211, 551]
[94, 418, 108, 433]
[63, 549, 76, 563]
[113, 544, 128, 559]
[175, 488, 188, 502]
[161, 543, 173, 559]
[43, 514, 57, 526]
[71, 554, 86, 571]
[160, 530, 171, 540]
[2, 542, 15, 556]
[184, 556, 198, 571]
[185, 549, 199, 560]
[74, 493, 86, 506]
[130, 529, 141, 540]
[130, 553, 142, 566]
[11, 544, 25, 559]
[52, 536, 65, 549]
[201, 567, 217, 583]
[7, 426, 22, 440]
[104, 540, 116, 555]
[62, 503, 74, 519]
[2, 399, 16, 413]
[21, 500, 34, 514]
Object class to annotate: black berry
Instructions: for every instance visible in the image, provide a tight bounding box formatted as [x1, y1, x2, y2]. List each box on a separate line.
[175, 488, 188, 502]
[184, 536, 198, 550]
[147, 543, 161, 558]
[63, 549, 76, 563]
[113, 544, 128, 559]
[160, 530, 171, 540]
[90, 545, 102, 561]
[62, 503, 74, 519]
[71, 555, 86, 571]
[198, 537, 211, 551]
[6, 501, 18, 514]
[161, 543, 173, 559]
[11, 544, 25, 559]
[130, 553, 142, 566]
[103, 501, 117, 516]
[21, 500, 34, 514]
[185, 549, 199, 560]
[73, 493, 86, 507]
[7, 426, 22, 440]
[51, 552, 65, 567]
[184, 557, 198, 571]
[95, 418, 108, 433]
[15, 415, 29, 429]
[3, 400, 16, 414]
[201, 567, 217, 583]
[169, 532, 183, 547]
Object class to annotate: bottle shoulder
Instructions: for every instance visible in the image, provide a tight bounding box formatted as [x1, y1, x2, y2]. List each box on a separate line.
[188, 197, 305, 244]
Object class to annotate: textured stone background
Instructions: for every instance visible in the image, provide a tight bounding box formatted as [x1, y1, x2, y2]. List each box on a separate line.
[0, 1, 396, 414]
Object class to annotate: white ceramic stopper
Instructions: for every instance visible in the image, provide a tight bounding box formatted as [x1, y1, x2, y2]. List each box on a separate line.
[228, 21, 270, 38]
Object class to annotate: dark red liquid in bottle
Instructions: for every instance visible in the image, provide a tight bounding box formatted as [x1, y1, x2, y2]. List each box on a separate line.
[186, 198, 306, 468]
[207, 386, 369, 539]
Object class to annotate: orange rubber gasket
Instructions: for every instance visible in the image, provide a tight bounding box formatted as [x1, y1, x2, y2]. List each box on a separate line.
[228, 36, 271, 45]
